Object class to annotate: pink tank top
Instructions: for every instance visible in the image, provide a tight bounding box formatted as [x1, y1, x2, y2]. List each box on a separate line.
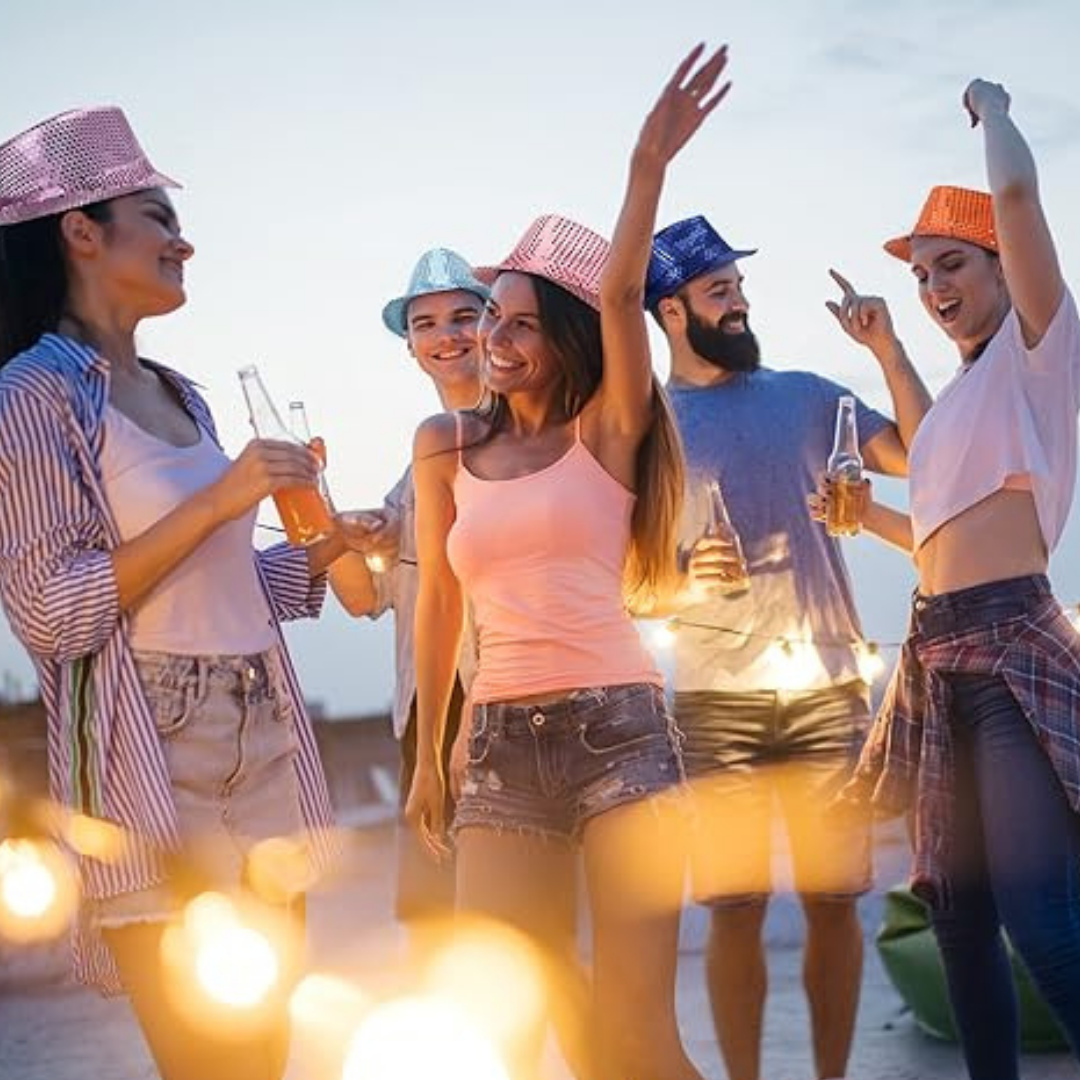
[446, 415, 662, 703]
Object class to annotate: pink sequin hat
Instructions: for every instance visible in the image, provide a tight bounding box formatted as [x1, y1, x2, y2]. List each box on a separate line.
[0, 106, 180, 227]
[474, 214, 610, 310]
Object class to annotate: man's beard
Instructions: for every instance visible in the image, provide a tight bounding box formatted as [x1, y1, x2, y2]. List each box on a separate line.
[685, 305, 761, 373]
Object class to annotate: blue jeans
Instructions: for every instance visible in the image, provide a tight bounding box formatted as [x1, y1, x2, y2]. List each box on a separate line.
[915, 578, 1080, 1079]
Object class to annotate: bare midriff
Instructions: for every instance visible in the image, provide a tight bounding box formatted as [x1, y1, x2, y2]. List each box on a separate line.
[915, 488, 1048, 596]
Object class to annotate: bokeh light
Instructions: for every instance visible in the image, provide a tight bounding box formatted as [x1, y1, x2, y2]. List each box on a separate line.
[245, 835, 315, 906]
[160, 890, 299, 1036]
[343, 995, 509, 1080]
[424, 919, 546, 1053]
[0, 837, 78, 943]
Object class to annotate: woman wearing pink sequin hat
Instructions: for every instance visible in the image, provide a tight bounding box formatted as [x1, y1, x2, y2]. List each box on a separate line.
[0, 106, 373, 1080]
[406, 45, 730, 1080]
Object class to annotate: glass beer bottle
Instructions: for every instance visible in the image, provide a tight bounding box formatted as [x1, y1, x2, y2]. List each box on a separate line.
[826, 395, 864, 537]
[705, 479, 751, 595]
[238, 366, 333, 546]
[288, 400, 334, 506]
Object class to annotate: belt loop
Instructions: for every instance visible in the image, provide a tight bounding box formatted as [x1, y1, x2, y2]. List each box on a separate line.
[196, 656, 209, 704]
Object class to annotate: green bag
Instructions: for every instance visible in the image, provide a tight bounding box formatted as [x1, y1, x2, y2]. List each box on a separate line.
[876, 885, 1068, 1051]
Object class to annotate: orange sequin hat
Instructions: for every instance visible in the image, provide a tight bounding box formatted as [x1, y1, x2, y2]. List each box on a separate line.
[883, 185, 998, 262]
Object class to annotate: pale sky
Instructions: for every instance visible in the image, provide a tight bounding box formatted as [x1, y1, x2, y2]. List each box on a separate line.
[2, 0, 1079, 715]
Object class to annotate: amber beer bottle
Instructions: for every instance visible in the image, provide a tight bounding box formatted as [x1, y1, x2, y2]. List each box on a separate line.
[238, 366, 333, 546]
[705, 479, 751, 595]
[826, 395, 864, 537]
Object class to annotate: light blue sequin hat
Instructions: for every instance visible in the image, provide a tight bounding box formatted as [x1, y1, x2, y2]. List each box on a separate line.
[381, 247, 490, 338]
[644, 215, 756, 309]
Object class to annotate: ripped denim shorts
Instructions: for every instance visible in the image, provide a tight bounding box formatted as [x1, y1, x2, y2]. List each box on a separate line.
[453, 682, 686, 843]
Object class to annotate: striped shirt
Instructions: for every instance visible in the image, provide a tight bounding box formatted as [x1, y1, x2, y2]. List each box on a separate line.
[0, 334, 336, 994]
[839, 579, 1080, 908]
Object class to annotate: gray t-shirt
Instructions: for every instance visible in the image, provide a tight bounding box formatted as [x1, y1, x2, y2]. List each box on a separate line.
[668, 367, 890, 693]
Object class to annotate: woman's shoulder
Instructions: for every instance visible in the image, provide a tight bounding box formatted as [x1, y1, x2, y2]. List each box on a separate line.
[414, 408, 489, 458]
[1, 334, 87, 390]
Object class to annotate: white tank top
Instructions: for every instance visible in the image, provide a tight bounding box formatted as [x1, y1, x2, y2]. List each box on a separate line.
[100, 403, 275, 655]
[909, 289, 1080, 551]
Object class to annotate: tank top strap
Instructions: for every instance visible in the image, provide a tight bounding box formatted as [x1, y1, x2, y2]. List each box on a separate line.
[454, 410, 464, 469]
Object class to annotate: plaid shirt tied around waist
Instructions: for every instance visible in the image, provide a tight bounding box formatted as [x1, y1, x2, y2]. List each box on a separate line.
[840, 580, 1080, 909]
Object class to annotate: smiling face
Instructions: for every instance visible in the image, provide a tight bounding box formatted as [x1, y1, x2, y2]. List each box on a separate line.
[69, 189, 194, 317]
[667, 262, 760, 372]
[405, 288, 484, 396]
[477, 271, 561, 398]
[909, 235, 1010, 360]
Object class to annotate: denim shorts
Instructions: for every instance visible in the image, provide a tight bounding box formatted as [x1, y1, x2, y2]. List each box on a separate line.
[453, 682, 685, 843]
[675, 682, 872, 904]
[94, 647, 306, 928]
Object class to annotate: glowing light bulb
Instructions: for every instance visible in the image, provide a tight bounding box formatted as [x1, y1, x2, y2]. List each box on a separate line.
[857, 642, 887, 683]
[764, 638, 819, 691]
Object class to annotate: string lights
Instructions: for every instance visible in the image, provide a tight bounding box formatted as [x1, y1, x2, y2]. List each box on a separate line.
[648, 599, 1080, 687]
[644, 614, 903, 688]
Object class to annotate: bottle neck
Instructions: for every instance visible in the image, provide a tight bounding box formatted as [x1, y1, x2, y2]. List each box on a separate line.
[829, 402, 861, 473]
[239, 368, 292, 441]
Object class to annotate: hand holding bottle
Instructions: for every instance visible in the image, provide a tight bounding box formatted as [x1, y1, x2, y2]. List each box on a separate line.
[238, 367, 334, 545]
[208, 438, 321, 524]
[808, 471, 872, 532]
[687, 479, 750, 596]
[336, 507, 401, 571]
[825, 396, 865, 537]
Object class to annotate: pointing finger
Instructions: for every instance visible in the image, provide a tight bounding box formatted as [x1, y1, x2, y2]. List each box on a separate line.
[829, 268, 857, 297]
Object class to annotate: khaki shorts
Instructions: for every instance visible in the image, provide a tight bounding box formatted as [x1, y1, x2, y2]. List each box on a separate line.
[676, 682, 872, 905]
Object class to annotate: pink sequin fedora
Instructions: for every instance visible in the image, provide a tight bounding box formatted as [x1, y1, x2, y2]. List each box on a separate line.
[0, 106, 180, 227]
[474, 214, 610, 310]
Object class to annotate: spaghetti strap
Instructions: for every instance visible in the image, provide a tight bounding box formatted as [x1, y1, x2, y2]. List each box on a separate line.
[454, 410, 465, 468]
[573, 412, 583, 443]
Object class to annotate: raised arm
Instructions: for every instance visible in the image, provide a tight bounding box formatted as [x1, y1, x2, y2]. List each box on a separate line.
[826, 269, 932, 460]
[405, 413, 464, 856]
[598, 44, 730, 435]
[965, 79, 1064, 346]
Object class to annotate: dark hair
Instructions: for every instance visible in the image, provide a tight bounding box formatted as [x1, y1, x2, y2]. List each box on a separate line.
[475, 272, 684, 607]
[0, 200, 113, 366]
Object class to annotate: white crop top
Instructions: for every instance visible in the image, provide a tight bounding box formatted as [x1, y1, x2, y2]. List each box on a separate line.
[100, 404, 275, 655]
[909, 288, 1080, 551]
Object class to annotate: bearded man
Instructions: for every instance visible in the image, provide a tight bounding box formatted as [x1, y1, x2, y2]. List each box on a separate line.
[646, 216, 926, 1080]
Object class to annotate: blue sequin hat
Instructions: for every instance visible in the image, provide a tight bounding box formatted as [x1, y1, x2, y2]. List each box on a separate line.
[644, 215, 756, 309]
[381, 247, 490, 338]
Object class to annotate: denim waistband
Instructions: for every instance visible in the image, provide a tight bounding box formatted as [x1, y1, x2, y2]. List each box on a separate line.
[132, 648, 278, 691]
[911, 574, 1052, 639]
[476, 682, 660, 732]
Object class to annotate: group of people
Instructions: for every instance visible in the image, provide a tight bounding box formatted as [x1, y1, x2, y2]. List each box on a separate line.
[0, 41, 1078, 1080]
